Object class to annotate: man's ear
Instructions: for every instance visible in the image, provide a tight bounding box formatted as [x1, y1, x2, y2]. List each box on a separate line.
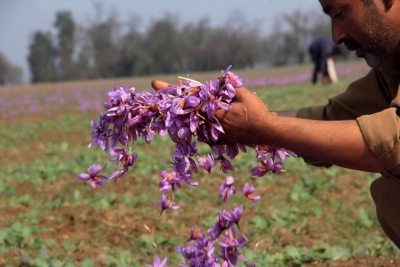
[382, 0, 395, 11]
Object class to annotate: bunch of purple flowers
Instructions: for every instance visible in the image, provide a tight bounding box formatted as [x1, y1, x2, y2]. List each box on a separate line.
[77, 65, 296, 266]
[78, 66, 295, 195]
[174, 205, 247, 267]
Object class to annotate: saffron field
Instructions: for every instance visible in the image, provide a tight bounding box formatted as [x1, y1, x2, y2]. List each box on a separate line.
[1, 61, 399, 266]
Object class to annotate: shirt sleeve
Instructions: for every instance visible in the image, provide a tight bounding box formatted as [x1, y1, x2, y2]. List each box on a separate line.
[297, 68, 400, 174]
[357, 108, 400, 175]
[298, 68, 390, 121]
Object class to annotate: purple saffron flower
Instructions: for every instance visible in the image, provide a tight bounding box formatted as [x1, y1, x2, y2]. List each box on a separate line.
[109, 169, 127, 182]
[209, 122, 224, 142]
[218, 156, 234, 174]
[224, 65, 243, 88]
[226, 143, 247, 160]
[185, 95, 201, 107]
[218, 176, 236, 202]
[171, 156, 191, 174]
[77, 164, 108, 189]
[211, 144, 225, 156]
[197, 154, 216, 177]
[189, 113, 200, 133]
[153, 194, 180, 216]
[251, 145, 297, 177]
[145, 256, 167, 267]
[89, 114, 112, 152]
[242, 183, 260, 203]
[185, 225, 204, 242]
[159, 167, 199, 192]
[208, 210, 233, 240]
[220, 205, 246, 237]
[251, 164, 268, 178]
[225, 143, 239, 160]
[275, 147, 297, 162]
[218, 227, 247, 266]
[110, 148, 137, 169]
[110, 130, 129, 149]
[159, 169, 182, 191]
[221, 206, 243, 227]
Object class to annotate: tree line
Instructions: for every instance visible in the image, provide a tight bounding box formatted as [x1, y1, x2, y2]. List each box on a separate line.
[1, 7, 350, 85]
[0, 53, 23, 85]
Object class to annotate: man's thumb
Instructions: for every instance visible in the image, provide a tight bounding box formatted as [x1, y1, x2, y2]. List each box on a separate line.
[151, 80, 170, 91]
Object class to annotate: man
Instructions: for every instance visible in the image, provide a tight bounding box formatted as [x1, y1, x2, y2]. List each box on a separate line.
[309, 37, 341, 84]
[152, 0, 400, 247]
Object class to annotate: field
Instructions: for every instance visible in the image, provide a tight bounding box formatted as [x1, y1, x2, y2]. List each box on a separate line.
[1, 61, 399, 266]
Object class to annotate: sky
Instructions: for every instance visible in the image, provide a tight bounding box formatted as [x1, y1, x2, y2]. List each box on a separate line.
[0, 0, 323, 81]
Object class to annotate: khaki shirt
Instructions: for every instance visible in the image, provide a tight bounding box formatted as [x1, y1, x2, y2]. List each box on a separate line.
[297, 66, 400, 179]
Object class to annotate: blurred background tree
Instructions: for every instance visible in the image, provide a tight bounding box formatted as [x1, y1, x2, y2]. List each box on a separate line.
[27, 31, 57, 83]
[54, 11, 76, 81]
[22, 7, 351, 84]
[0, 52, 23, 85]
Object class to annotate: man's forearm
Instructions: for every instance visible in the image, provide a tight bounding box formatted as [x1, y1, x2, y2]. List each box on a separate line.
[255, 116, 382, 173]
[275, 110, 298, 118]
[217, 88, 382, 173]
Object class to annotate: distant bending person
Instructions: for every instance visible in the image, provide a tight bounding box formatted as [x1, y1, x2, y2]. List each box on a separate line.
[309, 37, 342, 84]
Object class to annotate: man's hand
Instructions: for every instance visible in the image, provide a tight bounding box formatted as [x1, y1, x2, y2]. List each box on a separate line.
[151, 80, 272, 145]
[216, 87, 272, 145]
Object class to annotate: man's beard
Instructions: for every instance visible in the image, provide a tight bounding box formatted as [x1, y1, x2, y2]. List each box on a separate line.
[346, 5, 399, 68]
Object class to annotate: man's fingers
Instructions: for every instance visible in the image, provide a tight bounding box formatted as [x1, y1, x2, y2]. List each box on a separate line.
[215, 108, 228, 121]
[233, 87, 254, 101]
[151, 80, 170, 91]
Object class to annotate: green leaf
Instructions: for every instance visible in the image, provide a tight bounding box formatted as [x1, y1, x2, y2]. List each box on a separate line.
[285, 245, 300, 259]
[359, 208, 374, 228]
[154, 233, 164, 244]
[139, 234, 153, 247]
[81, 259, 94, 267]
[60, 141, 69, 153]
[34, 258, 49, 267]
[251, 216, 270, 231]
[119, 250, 131, 262]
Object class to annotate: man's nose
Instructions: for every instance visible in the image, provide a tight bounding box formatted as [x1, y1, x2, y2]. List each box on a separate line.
[331, 22, 347, 45]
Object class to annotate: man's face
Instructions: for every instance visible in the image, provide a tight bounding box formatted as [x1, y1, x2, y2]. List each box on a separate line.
[319, 0, 400, 68]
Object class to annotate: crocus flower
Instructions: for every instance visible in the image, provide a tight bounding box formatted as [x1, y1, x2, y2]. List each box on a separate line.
[218, 176, 236, 202]
[153, 194, 180, 216]
[110, 148, 137, 169]
[175, 237, 218, 266]
[218, 227, 247, 266]
[224, 65, 244, 88]
[145, 256, 167, 267]
[185, 225, 204, 242]
[160, 169, 199, 192]
[225, 143, 246, 160]
[220, 205, 246, 237]
[88, 114, 112, 153]
[221, 206, 243, 227]
[109, 169, 127, 182]
[242, 183, 260, 203]
[77, 164, 108, 189]
[197, 154, 216, 177]
[110, 130, 129, 149]
[208, 210, 233, 240]
[251, 145, 297, 177]
[251, 163, 269, 178]
[218, 156, 234, 174]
